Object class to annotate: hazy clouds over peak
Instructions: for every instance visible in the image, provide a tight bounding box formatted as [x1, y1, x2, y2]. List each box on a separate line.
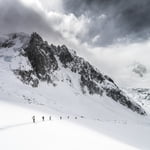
[63, 0, 150, 46]
[1, 0, 150, 46]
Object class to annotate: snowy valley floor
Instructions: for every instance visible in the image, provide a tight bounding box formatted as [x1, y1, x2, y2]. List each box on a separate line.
[0, 100, 150, 150]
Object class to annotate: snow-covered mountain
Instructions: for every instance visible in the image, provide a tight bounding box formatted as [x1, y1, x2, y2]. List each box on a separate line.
[0, 32, 146, 115]
[1, 32, 150, 150]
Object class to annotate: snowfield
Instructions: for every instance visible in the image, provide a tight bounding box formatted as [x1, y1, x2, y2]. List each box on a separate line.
[0, 100, 149, 150]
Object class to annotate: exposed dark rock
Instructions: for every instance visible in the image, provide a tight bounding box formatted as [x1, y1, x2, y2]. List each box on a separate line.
[24, 32, 58, 80]
[104, 75, 115, 84]
[80, 75, 103, 95]
[57, 45, 73, 67]
[1, 40, 14, 48]
[14, 70, 39, 87]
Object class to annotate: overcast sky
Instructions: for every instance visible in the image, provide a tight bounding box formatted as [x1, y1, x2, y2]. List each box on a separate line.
[64, 0, 150, 46]
[1, 0, 150, 88]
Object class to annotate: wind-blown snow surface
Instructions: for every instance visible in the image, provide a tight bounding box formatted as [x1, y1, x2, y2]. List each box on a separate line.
[0, 101, 142, 150]
[0, 33, 150, 149]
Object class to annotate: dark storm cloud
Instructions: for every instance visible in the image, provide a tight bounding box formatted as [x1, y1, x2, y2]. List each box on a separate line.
[0, 0, 63, 43]
[64, 0, 150, 46]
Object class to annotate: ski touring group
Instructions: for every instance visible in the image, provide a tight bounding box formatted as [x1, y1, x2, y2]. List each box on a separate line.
[32, 115, 79, 123]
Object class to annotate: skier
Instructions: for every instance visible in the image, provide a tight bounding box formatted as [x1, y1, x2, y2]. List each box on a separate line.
[67, 116, 70, 119]
[32, 116, 35, 123]
[42, 116, 45, 121]
[60, 116, 62, 120]
[49, 116, 51, 120]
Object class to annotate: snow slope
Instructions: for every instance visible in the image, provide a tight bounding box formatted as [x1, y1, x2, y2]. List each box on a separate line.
[0, 33, 150, 149]
[0, 100, 150, 150]
[0, 32, 146, 115]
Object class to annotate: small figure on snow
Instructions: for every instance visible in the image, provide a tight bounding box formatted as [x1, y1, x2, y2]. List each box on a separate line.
[32, 116, 35, 123]
[60, 116, 62, 120]
[67, 116, 70, 119]
[49, 116, 51, 120]
[42, 116, 45, 121]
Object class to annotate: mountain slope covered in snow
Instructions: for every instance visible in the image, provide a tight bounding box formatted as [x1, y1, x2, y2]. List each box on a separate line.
[0, 32, 146, 115]
[0, 32, 150, 150]
[1, 101, 148, 150]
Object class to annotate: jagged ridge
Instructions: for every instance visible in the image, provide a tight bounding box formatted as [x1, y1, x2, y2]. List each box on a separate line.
[0, 32, 146, 115]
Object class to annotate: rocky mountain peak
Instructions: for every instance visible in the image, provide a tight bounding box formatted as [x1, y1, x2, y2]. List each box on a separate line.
[2, 32, 145, 115]
[24, 32, 58, 80]
[30, 32, 44, 45]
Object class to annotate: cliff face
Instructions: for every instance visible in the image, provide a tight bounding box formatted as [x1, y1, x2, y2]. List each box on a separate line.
[0, 32, 146, 115]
